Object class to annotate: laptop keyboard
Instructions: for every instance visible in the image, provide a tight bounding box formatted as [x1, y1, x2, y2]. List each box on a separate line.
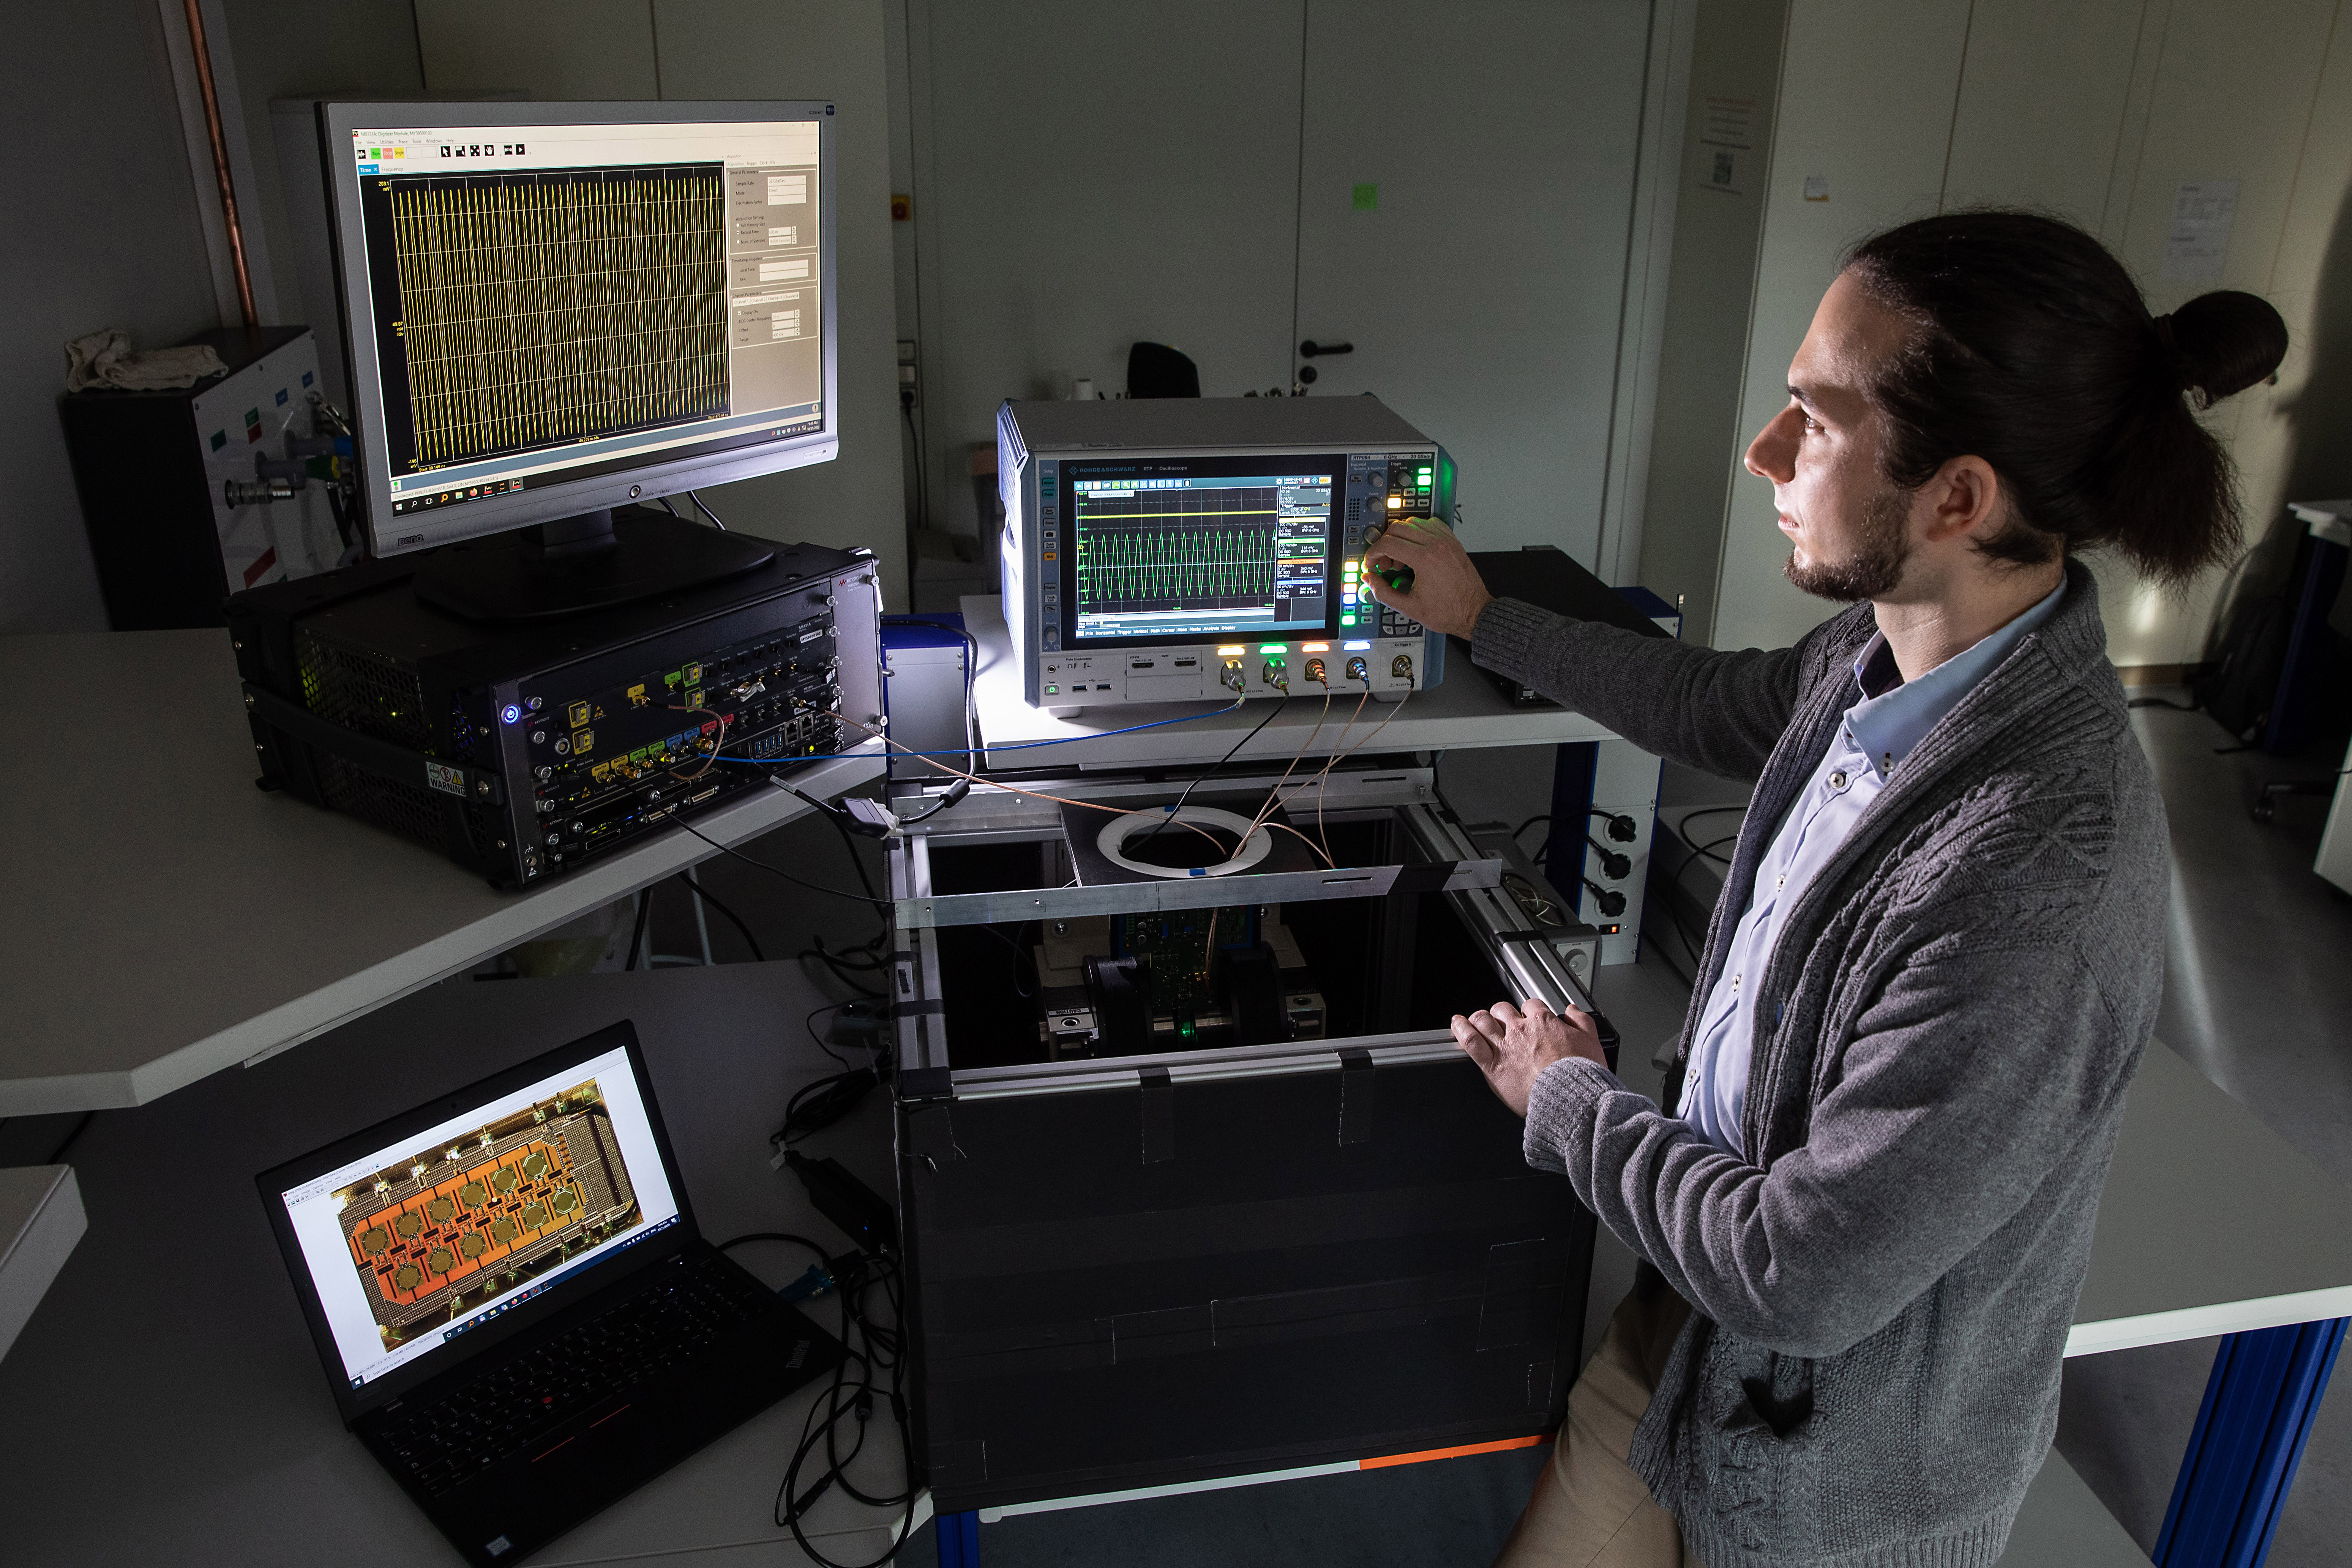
[382, 1253, 769, 1497]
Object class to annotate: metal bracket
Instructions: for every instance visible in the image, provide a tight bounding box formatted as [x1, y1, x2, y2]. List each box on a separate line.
[895, 857, 1505, 929]
[1139, 1066, 1176, 1164]
[1337, 1047, 1376, 1146]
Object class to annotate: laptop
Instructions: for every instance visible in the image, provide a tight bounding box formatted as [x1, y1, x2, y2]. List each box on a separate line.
[258, 1020, 845, 1566]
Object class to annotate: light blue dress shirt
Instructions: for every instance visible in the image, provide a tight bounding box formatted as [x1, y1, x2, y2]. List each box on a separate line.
[1676, 581, 2068, 1158]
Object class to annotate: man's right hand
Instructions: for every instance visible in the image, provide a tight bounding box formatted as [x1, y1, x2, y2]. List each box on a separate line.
[1360, 516, 1493, 640]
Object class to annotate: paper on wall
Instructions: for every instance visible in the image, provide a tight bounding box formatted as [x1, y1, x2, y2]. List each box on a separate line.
[1694, 96, 1755, 196]
[2162, 180, 2240, 283]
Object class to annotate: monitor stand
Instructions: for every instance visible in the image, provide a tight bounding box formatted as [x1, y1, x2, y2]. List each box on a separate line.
[411, 508, 776, 623]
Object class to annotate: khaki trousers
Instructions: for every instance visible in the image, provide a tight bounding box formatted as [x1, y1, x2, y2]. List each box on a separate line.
[1492, 1282, 1705, 1568]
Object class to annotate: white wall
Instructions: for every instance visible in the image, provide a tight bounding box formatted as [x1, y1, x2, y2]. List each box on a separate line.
[1687, 0, 2352, 667]
[1709, 0, 1973, 654]
[893, 0, 1676, 581]
[0, 2, 238, 632]
[415, 0, 911, 606]
[900, 0, 1310, 540]
[1633, 0, 1789, 637]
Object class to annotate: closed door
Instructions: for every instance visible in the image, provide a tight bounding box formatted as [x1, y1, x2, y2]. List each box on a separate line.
[1292, 0, 1652, 562]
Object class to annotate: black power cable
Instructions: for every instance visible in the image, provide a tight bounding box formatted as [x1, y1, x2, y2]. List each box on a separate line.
[685, 489, 730, 530]
[900, 397, 930, 532]
[677, 872, 767, 962]
[1587, 837, 1632, 881]
[660, 811, 893, 910]
[624, 887, 655, 971]
[1133, 691, 1290, 855]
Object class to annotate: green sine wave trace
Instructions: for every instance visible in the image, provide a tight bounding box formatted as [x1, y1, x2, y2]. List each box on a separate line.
[1078, 527, 1277, 603]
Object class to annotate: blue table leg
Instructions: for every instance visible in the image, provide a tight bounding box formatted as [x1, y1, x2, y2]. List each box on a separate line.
[2154, 1317, 2347, 1568]
[936, 1508, 980, 1567]
[1545, 741, 1597, 884]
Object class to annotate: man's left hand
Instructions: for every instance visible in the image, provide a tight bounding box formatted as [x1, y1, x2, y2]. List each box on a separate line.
[1452, 997, 1607, 1117]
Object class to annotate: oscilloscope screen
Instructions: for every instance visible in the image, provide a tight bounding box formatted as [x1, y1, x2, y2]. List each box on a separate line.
[1064, 456, 1341, 644]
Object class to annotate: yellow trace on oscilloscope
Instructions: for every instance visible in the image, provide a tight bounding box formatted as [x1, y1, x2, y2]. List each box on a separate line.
[388, 170, 729, 464]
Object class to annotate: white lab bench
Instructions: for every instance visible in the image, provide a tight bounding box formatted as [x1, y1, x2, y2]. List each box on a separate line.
[0, 629, 882, 1115]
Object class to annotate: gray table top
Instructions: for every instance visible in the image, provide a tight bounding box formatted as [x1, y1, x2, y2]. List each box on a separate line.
[2068, 1040, 2352, 1354]
[961, 595, 1620, 771]
[0, 631, 882, 1116]
[0, 960, 919, 1568]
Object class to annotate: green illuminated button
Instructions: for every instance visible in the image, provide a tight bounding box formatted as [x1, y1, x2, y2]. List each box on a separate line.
[1045, 684, 1059, 694]
[1259, 643, 1286, 653]
[1341, 615, 1357, 626]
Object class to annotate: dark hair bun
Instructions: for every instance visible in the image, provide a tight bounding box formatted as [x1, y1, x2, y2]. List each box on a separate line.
[1844, 209, 2285, 587]
[2167, 290, 2289, 407]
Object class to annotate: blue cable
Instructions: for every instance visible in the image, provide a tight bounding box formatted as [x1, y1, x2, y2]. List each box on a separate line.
[712, 696, 1247, 766]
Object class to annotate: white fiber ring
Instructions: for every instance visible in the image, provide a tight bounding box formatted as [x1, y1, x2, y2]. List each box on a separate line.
[1097, 806, 1273, 879]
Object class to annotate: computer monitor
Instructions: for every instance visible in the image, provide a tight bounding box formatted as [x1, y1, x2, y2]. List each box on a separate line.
[319, 101, 838, 619]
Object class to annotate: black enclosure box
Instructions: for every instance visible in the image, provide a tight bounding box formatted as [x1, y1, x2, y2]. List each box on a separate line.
[886, 787, 1602, 1512]
[1462, 546, 1672, 707]
[227, 521, 882, 888]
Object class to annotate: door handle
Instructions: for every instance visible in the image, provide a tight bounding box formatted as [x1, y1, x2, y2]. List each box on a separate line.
[1298, 340, 1354, 358]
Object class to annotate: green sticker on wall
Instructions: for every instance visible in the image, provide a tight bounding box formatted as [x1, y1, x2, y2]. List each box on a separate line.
[1351, 183, 1378, 211]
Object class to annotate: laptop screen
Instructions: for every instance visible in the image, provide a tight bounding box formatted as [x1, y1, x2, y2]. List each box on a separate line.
[272, 1040, 685, 1390]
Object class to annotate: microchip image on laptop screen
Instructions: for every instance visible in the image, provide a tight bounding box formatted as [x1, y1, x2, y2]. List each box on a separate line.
[331, 1079, 643, 1353]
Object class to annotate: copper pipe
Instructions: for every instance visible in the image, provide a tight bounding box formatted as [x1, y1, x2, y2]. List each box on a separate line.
[181, 0, 257, 330]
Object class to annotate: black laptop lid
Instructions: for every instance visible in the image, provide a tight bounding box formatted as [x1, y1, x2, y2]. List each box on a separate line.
[257, 1021, 699, 1424]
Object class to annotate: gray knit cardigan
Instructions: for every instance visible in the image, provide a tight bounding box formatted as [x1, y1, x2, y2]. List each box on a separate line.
[1471, 560, 2166, 1568]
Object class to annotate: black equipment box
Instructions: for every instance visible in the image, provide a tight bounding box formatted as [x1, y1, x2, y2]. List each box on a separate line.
[884, 774, 1606, 1512]
[228, 518, 882, 888]
[1463, 546, 1675, 706]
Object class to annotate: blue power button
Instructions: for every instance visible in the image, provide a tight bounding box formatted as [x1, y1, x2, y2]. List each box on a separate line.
[501, 704, 523, 724]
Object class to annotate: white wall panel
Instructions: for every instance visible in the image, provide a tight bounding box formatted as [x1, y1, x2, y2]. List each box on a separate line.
[1635, 0, 1788, 641]
[912, 0, 1309, 537]
[1940, 0, 2148, 227]
[0, 0, 226, 631]
[414, 0, 659, 100]
[1711, 0, 1972, 654]
[1291, 0, 1651, 563]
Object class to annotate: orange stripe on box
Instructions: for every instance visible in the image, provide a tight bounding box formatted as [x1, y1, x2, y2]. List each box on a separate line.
[1358, 1434, 1552, 1470]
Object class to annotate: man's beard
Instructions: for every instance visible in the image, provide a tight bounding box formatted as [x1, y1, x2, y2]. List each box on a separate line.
[1783, 486, 1914, 602]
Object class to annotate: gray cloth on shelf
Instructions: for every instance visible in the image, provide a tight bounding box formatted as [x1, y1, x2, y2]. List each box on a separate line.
[63, 328, 226, 392]
[1469, 557, 2166, 1568]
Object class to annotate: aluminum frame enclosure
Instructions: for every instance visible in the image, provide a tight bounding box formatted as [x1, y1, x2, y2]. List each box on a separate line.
[996, 398, 1453, 714]
[883, 763, 1604, 1512]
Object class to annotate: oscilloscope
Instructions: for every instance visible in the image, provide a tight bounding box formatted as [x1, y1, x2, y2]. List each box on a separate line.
[997, 398, 1455, 712]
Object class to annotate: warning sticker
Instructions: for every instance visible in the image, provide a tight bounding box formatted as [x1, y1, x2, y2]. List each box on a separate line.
[425, 761, 466, 797]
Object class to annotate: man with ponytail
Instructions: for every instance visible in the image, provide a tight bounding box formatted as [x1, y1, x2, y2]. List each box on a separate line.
[1364, 209, 2287, 1568]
